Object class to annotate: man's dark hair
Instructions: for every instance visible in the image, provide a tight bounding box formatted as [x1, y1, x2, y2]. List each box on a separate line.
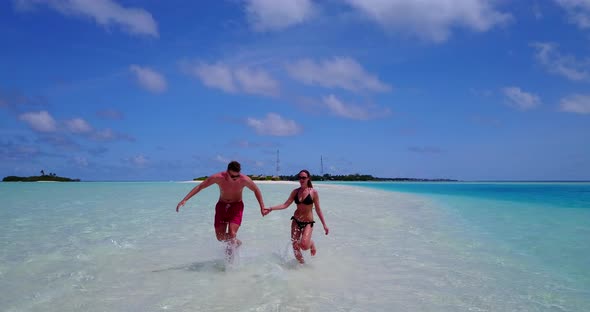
[227, 161, 241, 172]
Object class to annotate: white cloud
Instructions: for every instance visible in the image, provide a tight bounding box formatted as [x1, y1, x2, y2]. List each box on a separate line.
[246, 113, 302, 136]
[502, 87, 541, 111]
[183, 61, 280, 96]
[286, 57, 391, 93]
[130, 154, 148, 167]
[93, 128, 116, 140]
[532, 3, 543, 19]
[18, 110, 132, 142]
[555, 0, 590, 29]
[235, 67, 280, 96]
[14, 0, 159, 37]
[560, 94, 590, 114]
[213, 155, 233, 165]
[215, 155, 231, 164]
[91, 128, 133, 142]
[531, 42, 589, 81]
[187, 62, 237, 93]
[344, 0, 511, 42]
[130, 65, 167, 93]
[18, 110, 57, 132]
[245, 0, 315, 31]
[233, 139, 275, 148]
[322, 94, 390, 120]
[65, 118, 93, 133]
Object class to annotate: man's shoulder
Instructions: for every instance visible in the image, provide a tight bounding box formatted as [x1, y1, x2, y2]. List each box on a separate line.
[240, 174, 254, 183]
[210, 172, 225, 180]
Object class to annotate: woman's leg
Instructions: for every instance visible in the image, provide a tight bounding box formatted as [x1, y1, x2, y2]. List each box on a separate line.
[291, 221, 304, 263]
[299, 224, 315, 255]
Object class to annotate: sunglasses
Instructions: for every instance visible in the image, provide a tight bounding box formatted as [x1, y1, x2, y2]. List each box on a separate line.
[298, 176, 308, 180]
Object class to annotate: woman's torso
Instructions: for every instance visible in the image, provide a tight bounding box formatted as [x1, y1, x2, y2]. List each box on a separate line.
[293, 187, 314, 221]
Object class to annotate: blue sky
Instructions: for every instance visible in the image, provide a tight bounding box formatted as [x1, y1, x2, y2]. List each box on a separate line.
[1, 0, 589, 181]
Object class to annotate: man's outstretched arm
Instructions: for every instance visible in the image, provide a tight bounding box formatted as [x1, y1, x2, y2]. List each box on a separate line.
[176, 175, 217, 212]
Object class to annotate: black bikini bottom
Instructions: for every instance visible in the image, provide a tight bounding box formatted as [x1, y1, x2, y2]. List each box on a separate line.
[291, 216, 315, 230]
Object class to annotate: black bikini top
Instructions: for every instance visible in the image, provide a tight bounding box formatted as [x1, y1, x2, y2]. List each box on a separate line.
[294, 188, 314, 205]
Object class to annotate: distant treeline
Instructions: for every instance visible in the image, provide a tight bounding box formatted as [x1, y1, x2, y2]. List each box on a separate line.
[194, 174, 456, 182]
[3, 175, 80, 182]
[281, 174, 457, 182]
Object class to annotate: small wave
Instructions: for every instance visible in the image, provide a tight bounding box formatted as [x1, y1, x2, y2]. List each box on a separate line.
[110, 239, 136, 249]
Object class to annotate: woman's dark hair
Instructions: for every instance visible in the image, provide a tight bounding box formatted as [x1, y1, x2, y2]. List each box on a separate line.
[227, 161, 241, 172]
[300, 169, 313, 188]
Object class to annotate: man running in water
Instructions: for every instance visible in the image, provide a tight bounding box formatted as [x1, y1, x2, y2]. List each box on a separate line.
[176, 161, 268, 252]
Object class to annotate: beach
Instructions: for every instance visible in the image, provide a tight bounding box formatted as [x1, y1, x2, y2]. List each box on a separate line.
[0, 181, 588, 311]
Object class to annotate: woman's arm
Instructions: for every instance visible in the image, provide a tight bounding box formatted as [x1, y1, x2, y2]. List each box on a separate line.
[268, 189, 297, 211]
[313, 190, 329, 235]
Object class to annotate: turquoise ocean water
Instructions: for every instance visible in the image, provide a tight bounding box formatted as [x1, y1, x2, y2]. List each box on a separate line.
[1, 181, 589, 311]
[335, 181, 590, 308]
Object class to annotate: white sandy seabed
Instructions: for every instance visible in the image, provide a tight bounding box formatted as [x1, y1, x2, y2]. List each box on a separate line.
[0, 181, 585, 311]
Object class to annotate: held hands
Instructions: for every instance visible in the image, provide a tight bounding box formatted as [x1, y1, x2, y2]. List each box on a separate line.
[261, 207, 272, 216]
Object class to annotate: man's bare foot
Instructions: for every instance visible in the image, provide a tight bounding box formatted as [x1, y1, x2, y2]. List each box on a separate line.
[224, 237, 241, 247]
[310, 243, 317, 256]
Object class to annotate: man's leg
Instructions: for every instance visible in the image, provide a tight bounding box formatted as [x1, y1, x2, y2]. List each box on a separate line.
[218, 223, 240, 263]
[214, 202, 228, 241]
[225, 201, 243, 248]
[215, 223, 241, 242]
[214, 223, 227, 241]
[228, 223, 242, 247]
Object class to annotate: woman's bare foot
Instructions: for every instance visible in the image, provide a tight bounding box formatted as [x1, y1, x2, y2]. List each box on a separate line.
[310, 242, 317, 256]
[293, 243, 305, 264]
[295, 252, 305, 264]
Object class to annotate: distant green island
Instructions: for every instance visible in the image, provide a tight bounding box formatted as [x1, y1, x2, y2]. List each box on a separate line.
[194, 174, 457, 182]
[3, 173, 80, 182]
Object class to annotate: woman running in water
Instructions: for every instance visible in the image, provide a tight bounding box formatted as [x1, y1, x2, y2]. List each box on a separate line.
[266, 170, 329, 263]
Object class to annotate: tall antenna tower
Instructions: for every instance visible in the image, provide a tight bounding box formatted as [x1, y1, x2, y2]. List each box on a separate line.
[275, 149, 280, 177]
[320, 155, 324, 176]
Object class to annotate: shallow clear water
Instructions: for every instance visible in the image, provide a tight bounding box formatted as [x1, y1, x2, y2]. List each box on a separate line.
[335, 182, 590, 310]
[335, 181, 590, 208]
[1, 182, 589, 311]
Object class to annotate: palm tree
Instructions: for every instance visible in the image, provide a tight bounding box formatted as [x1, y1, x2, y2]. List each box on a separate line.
[40, 170, 45, 176]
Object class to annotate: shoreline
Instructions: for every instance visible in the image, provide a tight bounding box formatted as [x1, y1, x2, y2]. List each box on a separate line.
[179, 180, 299, 185]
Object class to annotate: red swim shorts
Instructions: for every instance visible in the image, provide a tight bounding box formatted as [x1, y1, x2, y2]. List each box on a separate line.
[214, 201, 244, 226]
